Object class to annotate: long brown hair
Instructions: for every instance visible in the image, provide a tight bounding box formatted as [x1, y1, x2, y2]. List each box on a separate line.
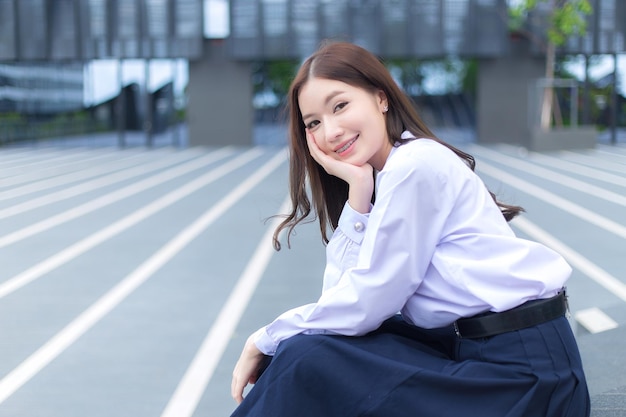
[273, 41, 522, 250]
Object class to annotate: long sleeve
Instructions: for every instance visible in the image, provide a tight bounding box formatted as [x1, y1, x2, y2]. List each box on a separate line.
[254, 141, 456, 355]
[254, 138, 571, 355]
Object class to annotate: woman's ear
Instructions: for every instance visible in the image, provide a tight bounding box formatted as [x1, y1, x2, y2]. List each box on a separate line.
[378, 90, 388, 113]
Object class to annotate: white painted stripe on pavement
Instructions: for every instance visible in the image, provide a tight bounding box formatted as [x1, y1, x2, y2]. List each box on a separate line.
[559, 151, 626, 174]
[0, 148, 262, 299]
[574, 307, 619, 334]
[477, 162, 626, 240]
[0, 149, 287, 405]
[0, 148, 131, 186]
[160, 195, 291, 417]
[512, 216, 626, 302]
[0, 149, 96, 178]
[595, 147, 626, 161]
[0, 150, 205, 218]
[0, 148, 37, 161]
[0, 148, 148, 194]
[0, 147, 235, 248]
[473, 146, 626, 203]
[530, 153, 626, 187]
[0, 149, 68, 168]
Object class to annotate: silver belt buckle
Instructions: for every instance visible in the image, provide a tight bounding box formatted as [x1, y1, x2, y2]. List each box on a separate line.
[453, 321, 462, 338]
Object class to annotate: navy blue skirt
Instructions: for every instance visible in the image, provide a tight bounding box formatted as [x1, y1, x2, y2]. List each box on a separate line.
[231, 316, 589, 417]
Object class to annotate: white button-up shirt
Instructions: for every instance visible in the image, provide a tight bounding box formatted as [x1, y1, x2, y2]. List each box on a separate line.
[254, 136, 571, 355]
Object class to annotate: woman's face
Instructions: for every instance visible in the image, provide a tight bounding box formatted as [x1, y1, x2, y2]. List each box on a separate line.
[298, 77, 391, 171]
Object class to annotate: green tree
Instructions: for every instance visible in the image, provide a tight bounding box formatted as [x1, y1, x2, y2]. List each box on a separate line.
[386, 58, 473, 96]
[252, 60, 299, 101]
[386, 58, 425, 95]
[509, 0, 593, 129]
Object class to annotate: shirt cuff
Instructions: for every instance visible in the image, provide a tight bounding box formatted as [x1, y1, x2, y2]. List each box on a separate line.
[337, 201, 370, 244]
[253, 326, 279, 356]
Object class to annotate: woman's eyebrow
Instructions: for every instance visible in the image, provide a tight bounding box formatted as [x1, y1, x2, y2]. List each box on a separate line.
[301, 90, 345, 120]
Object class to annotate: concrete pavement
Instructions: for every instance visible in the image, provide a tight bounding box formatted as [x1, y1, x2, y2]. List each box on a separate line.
[0, 128, 624, 416]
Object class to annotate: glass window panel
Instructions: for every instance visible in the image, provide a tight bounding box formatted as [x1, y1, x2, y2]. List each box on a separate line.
[231, 0, 261, 58]
[320, 0, 349, 40]
[262, 0, 287, 37]
[0, 0, 16, 60]
[175, 0, 202, 38]
[17, 0, 47, 59]
[382, 0, 409, 57]
[443, 0, 468, 54]
[615, 0, 626, 51]
[409, 0, 444, 57]
[50, 0, 78, 59]
[146, 0, 169, 38]
[117, 0, 138, 38]
[80, 0, 108, 58]
[87, 0, 107, 37]
[232, 0, 260, 39]
[204, 0, 230, 39]
[290, 0, 318, 57]
[350, 0, 381, 54]
[469, 0, 507, 56]
[262, 0, 288, 57]
[598, 0, 616, 52]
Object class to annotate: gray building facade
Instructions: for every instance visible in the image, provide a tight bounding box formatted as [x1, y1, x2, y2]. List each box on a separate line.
[1, 0, 624, 147]
[0, 63, 84, 114]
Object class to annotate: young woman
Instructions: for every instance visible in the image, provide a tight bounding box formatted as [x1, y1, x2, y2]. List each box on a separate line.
[231, 41, 589, 417]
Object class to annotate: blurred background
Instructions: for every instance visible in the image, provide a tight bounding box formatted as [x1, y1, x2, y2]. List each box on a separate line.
[1, 2, 625, 416]
[0, 0, 624, 149]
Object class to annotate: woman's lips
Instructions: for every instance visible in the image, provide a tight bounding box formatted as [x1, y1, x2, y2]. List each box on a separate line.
[336, 137, 357, 154]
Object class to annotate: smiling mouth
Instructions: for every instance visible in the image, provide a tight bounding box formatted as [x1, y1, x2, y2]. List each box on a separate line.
[336, 138, 357, 154]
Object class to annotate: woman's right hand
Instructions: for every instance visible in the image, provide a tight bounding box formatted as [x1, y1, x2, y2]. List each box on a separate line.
[306, 130, 374, 214]
[231, 334, 267, 404]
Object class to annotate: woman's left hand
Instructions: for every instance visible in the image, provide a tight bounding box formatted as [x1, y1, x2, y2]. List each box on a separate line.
[306, 130, 374, 214]
[305, 130, 373, 185]
[231, 335, 267, 404]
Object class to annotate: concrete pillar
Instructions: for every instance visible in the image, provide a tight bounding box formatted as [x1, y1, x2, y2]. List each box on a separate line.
[187, 40, 253, 146]
[476, 37, 544, 148]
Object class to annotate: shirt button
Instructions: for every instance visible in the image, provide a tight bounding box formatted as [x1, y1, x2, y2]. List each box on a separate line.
[354, 222, 365, 232]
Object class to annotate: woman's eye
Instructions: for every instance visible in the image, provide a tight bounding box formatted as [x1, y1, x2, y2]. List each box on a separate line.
[333, 102, 347, 112]
[305, 120, 319, 129]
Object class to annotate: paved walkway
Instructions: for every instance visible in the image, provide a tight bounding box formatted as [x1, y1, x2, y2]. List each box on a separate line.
[0, 129, 624, 416]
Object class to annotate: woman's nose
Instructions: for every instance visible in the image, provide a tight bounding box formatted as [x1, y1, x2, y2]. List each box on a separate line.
[323, 117, 343, 144]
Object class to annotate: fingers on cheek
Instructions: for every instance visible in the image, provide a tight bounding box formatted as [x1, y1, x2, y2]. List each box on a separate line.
[306, 139, 320, 158]
[306, 137, 316, 153]
[306, 130, 319, 148]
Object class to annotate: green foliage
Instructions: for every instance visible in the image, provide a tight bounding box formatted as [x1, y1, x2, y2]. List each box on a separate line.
[0, 110, 111, 144]
[386, 58, 425, 94]
[509, 0, 593, 46]
[252, 57, 476, 103]
[252, 60, 299, 97]
[461, 59, 479, 95]
[387, 58, 474, 96]
[266, 60, 299, 97]
[0, 112, 24, 122]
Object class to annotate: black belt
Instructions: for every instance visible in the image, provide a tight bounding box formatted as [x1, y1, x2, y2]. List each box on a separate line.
[454, 290, 568, 339]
